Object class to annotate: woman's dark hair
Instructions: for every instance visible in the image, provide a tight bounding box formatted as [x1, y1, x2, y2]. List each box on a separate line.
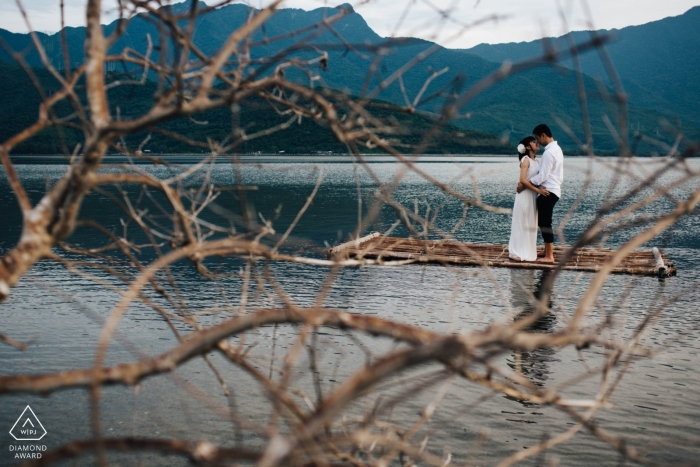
[517, 136, 536, 161]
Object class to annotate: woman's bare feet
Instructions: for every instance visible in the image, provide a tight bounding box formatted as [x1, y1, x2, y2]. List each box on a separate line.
[510, 256, 521, 262]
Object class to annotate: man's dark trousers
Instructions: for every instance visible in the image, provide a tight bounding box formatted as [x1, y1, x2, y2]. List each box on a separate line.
[536, 193, 559, 243]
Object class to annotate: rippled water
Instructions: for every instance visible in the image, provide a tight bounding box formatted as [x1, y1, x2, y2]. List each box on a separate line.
[1, 157, 699, 466]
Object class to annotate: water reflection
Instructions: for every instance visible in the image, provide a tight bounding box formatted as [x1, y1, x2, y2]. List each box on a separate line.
[2, 163, 700, 465]
[506, 270, 557, 401]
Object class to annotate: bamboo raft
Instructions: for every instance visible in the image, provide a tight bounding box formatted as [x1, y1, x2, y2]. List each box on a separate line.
[328, 233, 676, 277]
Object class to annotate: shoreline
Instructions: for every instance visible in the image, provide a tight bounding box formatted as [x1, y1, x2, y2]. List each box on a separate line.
[9, 154, 517, 164]
[6, 153, 651, 165]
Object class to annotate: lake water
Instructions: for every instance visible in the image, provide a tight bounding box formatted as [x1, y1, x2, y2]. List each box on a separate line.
[1, 157, 699, 466]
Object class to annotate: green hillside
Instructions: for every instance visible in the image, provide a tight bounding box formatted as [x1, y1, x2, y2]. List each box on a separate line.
[462, 7, 700, 130]
[0, 61, 508, 155]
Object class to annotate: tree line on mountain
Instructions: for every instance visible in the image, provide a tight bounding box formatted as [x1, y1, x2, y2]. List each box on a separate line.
[0, 61, 509, 155]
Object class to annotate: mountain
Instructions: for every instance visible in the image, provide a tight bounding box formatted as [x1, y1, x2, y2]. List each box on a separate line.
[0, 1, 696, 152]
[461, 6, 700, 129]
[0, 61, 508, 154]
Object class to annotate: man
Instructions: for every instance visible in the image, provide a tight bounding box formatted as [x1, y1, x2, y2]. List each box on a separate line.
[517, 124, 563, 263]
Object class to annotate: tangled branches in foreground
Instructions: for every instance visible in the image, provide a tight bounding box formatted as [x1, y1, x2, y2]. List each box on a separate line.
[1, 0, 700, 466]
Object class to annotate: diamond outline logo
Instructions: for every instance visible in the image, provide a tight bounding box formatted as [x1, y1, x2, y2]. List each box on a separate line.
[9, 406, 47, 441]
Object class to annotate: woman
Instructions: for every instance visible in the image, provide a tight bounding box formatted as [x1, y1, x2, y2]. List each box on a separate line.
[508, 136, 549, 261]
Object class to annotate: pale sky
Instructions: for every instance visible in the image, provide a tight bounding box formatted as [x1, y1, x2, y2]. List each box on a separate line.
[1, 0, 698, 49]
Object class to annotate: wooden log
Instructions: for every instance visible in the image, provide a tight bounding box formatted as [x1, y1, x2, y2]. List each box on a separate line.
[343, 250, 654, 275]
[326, 236, 676, 277]
[652, 247, 668, 278]
[328, 232, 381, 257]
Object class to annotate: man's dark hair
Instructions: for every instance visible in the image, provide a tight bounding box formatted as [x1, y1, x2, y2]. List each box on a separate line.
[532, 124, 552, 138]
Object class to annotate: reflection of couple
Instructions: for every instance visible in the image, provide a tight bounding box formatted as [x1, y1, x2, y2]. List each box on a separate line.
[508, 124, 564, 263]
[508, 269, 556, 392]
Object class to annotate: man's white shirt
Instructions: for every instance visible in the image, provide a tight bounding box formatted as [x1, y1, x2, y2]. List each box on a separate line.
[529, 141, 563, 198]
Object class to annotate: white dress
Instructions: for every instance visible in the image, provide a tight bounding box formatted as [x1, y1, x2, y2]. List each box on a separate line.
[508, 157, 539, 261]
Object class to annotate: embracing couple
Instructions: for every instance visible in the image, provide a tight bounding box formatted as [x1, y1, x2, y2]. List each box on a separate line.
[508, 124, 564, 264]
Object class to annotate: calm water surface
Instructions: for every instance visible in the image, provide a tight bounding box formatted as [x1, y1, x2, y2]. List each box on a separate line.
[1, 157, 699, 466]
